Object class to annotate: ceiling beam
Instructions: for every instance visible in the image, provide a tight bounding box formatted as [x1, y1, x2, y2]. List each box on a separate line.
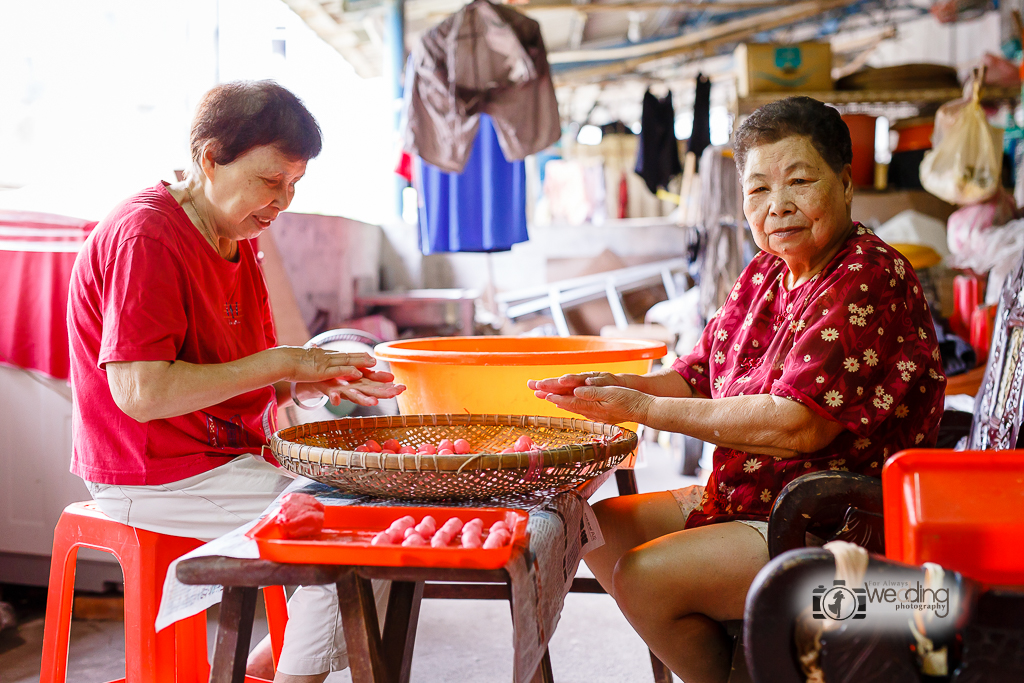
[517, 0, 786, 13]
[551, 0, 860, 81]
[549, 0, 859, 63]
[280, 0, 380, 77]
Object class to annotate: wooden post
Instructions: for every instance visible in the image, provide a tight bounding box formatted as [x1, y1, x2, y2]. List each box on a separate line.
[210, 586, 258, 683]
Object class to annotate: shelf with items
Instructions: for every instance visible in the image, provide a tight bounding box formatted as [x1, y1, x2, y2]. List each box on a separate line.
[735, 86, 1020, 115]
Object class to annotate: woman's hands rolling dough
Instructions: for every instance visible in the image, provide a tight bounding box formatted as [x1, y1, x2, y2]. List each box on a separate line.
[527, 372, 625, 397]
[280, 348, 406, 407]
[542, 384, 654, 425]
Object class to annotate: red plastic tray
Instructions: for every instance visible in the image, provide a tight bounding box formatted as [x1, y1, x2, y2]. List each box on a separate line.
[247, 505, 528, 570]
[883, 449, 1024, 585]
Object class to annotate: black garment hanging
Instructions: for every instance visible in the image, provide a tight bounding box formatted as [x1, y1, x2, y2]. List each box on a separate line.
[688, 73, 712, 169]
[634, 89, 682, 194]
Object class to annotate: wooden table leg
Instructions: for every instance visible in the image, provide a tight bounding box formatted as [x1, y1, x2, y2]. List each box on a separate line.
[381, 581, 423, 683]
[615, 468, 639, 496]
[529, 648, 555, 683]
[210, 586, 258, 683]
[649, 650, 674, 683]
[337, 570, 389, 683]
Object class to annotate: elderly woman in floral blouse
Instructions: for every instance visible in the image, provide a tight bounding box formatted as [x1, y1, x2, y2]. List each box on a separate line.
[529, 96, 946, 683]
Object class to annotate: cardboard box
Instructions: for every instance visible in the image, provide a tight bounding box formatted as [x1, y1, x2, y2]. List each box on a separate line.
[735, 42, 833, 97]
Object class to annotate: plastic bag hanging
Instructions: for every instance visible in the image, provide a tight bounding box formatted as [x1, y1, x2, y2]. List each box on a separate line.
[919, 74, 1004, 205]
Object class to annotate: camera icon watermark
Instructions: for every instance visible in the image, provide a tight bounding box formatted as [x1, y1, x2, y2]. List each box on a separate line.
[812, 580, 867, 621]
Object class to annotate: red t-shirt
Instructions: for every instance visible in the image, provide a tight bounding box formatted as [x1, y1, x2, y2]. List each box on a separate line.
[68, 183, 279, 485]
[673, 226, 946, 528]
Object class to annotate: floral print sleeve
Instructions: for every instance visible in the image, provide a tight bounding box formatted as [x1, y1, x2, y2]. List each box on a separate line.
[770, 240, 942, 438]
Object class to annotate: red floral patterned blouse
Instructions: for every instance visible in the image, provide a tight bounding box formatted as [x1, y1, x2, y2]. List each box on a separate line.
[673, 226, 946, 529]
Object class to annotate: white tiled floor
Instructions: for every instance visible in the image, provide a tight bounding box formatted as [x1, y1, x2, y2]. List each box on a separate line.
[0, 439, 695, 683]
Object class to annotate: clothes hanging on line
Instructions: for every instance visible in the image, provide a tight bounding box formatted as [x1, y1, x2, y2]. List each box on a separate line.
[401, 0, 561, 174]
[696, 145, 748, 323]
[687, 73, 712, 170]
[634, 89, 683, 194]
[416, 114, 529, 255]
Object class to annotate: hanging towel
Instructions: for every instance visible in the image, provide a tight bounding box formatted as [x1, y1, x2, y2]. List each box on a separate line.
[401, 0, 561, 174]
[416, 114, 529, 254]
[634, 89, 683, 194]
[688, 73, 712, 169]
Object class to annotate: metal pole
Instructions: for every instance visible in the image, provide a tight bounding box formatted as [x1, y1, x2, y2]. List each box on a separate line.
[385, 0, 407, 219]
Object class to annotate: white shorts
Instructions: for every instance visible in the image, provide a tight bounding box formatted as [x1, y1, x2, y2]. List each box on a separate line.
[86, 454, 389, 675]
[669, 484, 769, 544]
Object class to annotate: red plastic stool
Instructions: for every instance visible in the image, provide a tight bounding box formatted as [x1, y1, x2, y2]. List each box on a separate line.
[40, 501, 288, 683]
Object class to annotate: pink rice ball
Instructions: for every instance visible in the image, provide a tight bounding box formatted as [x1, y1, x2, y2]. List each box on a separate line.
[513, 435, 534, 453]
[483, 529, 511, 549]
[402, 533, 427, 547]
[441, 517, 463, 535]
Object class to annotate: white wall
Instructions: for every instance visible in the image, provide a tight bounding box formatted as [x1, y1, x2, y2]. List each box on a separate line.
[869, 11, 1002, 74]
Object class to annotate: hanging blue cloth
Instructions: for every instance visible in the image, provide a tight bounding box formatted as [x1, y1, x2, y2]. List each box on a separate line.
[416, 114, 529, 255]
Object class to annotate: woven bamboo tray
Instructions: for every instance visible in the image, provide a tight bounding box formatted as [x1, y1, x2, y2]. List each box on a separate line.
[270, 414, 637, 500]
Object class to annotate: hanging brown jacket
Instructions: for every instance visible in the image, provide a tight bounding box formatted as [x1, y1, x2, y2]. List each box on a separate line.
[401, 0, 561, 173]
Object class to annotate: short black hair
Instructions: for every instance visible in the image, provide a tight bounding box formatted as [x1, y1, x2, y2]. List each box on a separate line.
[733, 96, 852, 175]
[190, 80, 322, 166]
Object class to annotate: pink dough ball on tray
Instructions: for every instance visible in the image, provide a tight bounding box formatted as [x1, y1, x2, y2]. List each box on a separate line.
[402, 533, 427, 547]
[441, 517, 464, 535]
[483, 529, 511, 549]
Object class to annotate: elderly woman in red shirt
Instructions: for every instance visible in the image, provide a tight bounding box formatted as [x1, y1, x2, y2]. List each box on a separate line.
[529, 96, 946, 683]
[69, 81, 404, 683]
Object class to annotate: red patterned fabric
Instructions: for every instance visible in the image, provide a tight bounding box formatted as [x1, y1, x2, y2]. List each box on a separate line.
[0, 211, 96, 380]
[673, 226, 946, 528]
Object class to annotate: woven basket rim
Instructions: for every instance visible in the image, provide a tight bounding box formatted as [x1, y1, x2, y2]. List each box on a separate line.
[271, 414, 637, 473]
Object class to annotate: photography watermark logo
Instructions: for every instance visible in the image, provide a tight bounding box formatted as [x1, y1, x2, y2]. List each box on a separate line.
[812, 580, 866, 621]
[801, 571, 955, 633]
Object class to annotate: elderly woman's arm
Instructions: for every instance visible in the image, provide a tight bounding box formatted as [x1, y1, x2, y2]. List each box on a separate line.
[107, 348, 403, 423]
[545, 387, 842, 458]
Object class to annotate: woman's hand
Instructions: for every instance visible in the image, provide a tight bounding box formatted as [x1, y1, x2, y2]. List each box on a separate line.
[528, 372, 625, 398]
[291, 365, 406, 407]
[543, 385, 654, 425]
[274, 346, 376, 383]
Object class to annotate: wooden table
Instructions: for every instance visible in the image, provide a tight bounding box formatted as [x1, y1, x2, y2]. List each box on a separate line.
[176, 469, 632, 683]
[177, 553, 543, 683]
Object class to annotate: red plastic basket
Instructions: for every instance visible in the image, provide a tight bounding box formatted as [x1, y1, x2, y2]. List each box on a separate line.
[883, 449, 1024, 585]
[247, 505, 528, 570]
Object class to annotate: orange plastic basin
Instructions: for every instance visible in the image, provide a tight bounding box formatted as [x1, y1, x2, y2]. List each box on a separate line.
[373, 336, 666, 430]
[883, 449, 1024, 585]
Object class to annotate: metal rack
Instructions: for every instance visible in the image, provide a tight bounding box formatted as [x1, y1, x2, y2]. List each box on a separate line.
[497, 258, 688, 336]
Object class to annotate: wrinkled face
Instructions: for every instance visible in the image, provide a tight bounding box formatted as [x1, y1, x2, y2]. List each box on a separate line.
[741, 135, 853, 269]
[203, 144, 307, 241]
